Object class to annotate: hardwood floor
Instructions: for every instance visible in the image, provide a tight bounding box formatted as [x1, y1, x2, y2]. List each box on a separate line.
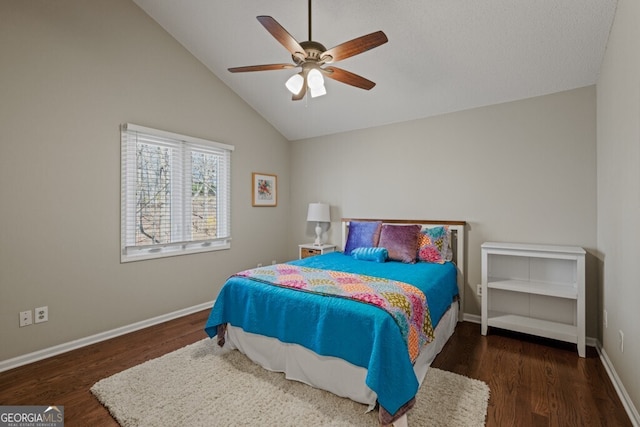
[432, 323, 632, 427]
[0, 310, 210, 427]
[0, 312, 631, 426]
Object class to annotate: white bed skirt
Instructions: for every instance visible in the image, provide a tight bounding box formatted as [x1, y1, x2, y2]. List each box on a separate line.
[224, 301, 459, 410]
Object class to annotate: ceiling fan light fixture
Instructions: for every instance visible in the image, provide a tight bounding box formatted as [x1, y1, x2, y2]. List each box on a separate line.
[308, 68, 326, 98]
[285, 73, 304, 94]
[309, 83, 326, 98]
[307, 68, 324, 88]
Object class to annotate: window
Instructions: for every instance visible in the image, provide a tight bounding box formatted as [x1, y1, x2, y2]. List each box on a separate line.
[121, 123, 233, 262]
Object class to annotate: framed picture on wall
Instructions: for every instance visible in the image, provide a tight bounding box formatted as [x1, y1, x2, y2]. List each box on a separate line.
[252, 173, 277, 207]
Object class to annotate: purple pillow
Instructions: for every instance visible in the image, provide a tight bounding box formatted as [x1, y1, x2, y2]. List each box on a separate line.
[344, 221, 382, 255]
[378, 224, 421, 263]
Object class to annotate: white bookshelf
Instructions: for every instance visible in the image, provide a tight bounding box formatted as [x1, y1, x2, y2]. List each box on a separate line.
[481, 242, 586, 357]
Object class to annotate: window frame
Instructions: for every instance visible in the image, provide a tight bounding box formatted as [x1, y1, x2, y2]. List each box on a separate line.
[120, 123, 233, 263]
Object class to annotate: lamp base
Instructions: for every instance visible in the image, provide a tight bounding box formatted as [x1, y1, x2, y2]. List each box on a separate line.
[314, 223, 323, 246]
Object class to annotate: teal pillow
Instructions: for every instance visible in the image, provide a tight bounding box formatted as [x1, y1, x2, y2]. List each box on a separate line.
[352, 247, 388, 263]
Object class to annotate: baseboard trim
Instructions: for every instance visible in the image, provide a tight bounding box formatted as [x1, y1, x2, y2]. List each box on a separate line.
[0, 301, 215, 373]
[596, 342, 640, 427]
[463, 313, 481, 323]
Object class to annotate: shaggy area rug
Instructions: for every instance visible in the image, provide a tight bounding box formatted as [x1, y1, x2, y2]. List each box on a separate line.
[91, 339, 489, 426]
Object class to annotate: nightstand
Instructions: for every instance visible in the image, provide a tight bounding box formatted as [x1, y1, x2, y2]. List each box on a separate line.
[299, 243, 337, 259]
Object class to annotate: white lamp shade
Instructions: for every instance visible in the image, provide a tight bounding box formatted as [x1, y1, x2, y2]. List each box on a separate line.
[307, 203, 330, 223]
[285, 73, 304, 94]
[307, 69, 326, 98]
[309, 84, 327, 98]
[307, 68, 324, 88]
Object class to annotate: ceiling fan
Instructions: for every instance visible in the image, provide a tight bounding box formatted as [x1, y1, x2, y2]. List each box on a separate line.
[228, 0, 388, 101]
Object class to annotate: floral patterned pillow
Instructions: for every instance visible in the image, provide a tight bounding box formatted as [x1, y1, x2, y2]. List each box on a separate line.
[417, 226, 450, 263]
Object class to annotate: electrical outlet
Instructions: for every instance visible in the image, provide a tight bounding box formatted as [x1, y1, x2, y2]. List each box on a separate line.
[271, 260, 277, 265]
[619, 330, 624, 353]
[19, 310, 32, 327]
[604, 309, 608, 328]
[476, 284, 482, 297]
[35, 306, 48, 323]
[257, 263, 263, 268]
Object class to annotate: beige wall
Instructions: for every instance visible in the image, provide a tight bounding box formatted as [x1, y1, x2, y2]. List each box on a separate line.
[597, 0, 640, 414]
[290, 86, 598, 337]
[0, 0, 291, 361]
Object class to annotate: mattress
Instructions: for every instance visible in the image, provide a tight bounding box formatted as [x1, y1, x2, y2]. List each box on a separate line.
[224, 299, 458, 409]
[205, 252, 459, 418]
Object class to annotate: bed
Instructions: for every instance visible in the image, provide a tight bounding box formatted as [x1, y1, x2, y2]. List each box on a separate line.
[205, 219, 466, 426]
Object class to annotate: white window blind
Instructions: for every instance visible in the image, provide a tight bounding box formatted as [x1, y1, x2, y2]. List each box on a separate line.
[121, 123, 233, 262]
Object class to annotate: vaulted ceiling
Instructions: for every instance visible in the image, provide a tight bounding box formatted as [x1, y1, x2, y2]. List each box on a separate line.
[133, 0, 617, 141]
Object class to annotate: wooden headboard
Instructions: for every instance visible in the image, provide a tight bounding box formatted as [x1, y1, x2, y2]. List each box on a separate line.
[341, 218, 467, 322]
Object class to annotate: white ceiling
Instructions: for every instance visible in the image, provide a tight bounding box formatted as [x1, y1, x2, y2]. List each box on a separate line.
[132, 0, 617, 141]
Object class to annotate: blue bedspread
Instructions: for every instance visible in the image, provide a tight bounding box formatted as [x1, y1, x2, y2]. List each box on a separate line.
[204, 252, 458, 416]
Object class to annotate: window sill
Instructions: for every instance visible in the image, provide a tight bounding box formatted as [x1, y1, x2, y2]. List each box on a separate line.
[121, 241, 231, 263]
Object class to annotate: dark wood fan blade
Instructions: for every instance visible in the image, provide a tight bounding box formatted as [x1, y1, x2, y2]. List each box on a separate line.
[228, 64, 296, 73]
[257, 16, 306, 61]
[323, 66, 376, 90]
[321, 31, 388, 63]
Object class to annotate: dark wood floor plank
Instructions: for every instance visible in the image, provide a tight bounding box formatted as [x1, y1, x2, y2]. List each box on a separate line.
[0, 313, 632, 426]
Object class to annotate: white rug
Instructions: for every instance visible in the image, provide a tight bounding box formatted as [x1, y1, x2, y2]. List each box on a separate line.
[91, 339, 489, 426]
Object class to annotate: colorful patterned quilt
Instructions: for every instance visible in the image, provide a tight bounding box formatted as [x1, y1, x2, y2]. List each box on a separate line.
[234, 264, 435, 363]
[205, 252, 459, 419]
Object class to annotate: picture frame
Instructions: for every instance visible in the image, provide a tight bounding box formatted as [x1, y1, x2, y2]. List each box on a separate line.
[252, 173, 277, 207]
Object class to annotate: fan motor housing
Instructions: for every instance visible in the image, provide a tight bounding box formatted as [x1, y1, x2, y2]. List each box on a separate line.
[293, 41, 328, 64]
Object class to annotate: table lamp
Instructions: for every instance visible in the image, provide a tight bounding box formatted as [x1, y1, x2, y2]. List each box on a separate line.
[306, 203, 330, 246]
